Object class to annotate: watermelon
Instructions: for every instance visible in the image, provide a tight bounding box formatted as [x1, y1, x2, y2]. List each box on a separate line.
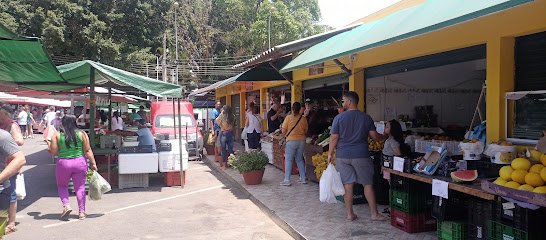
[451, 170, 478, 182]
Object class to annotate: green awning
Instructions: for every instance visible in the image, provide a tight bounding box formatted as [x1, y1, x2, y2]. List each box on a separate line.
[0, 24, 67, 87]
[280, 0, 533, 73]
[22, 60, 182, 97]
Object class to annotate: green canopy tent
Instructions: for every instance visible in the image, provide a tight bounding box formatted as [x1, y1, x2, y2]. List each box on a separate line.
[0, 24, 68, 89]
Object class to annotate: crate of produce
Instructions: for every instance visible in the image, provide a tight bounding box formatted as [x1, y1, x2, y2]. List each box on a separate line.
[438, 221, 467, 240]
[432, 191, 469, 221]
[467, 197, 495, 240]
[493, 199, 546, 236]
[335, 183, 367, 204]
[389, 189, 432, 214]
[118, 173, 149, 189]
[415, 139, 462, 156]
[489, 220, 532, 240]
[481, 179, 546, 207]
[390, 174, 430, 193]
[164, 171, 185, 186]
[390, 208, 436, 233]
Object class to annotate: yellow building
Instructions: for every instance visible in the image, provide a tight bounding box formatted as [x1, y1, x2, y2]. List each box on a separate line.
[216, 0, 546, 145]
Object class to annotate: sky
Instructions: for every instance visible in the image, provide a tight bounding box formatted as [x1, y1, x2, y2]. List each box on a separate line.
[318, 0, 402, 28]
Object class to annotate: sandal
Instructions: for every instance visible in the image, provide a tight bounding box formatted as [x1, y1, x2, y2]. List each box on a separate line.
[61, 206, 72, 219]
[79, 213, 86, 220]
[5, 225, 16, 234]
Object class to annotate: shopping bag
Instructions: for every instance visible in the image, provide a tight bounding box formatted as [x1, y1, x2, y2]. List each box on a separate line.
[15, 173, 26, 200]
[42, 125, 57, 140]
[241, 127, 248, 140]
[319, 164, 341, 203]
[207, 132, 216, 145]
[88, 171, 111, 201]
[330, 166, 345, 196]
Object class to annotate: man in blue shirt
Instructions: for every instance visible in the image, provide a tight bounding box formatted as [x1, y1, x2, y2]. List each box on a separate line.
[328, 91, 385, 222]
[209, 101, 222, 155]
[135, 121, 156, 152]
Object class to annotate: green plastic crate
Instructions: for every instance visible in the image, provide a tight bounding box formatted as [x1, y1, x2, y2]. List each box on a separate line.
[489, 220, 529, 240]
[437, 221, 467, 240]
[389, 189, 432, 214]
[335, 183, 367, 204]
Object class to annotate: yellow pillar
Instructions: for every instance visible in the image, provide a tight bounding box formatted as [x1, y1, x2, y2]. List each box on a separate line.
[240, 92, 246, 129]
[349, 68, 365, 111]
[291, 81, 302, 105]
[261, 88, 268, 131]
[226, 94, 232, 106]
[486, 37, 515, 142]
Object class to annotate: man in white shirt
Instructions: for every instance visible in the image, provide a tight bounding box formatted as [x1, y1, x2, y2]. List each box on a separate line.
[16, 107, 28, 138]
[44, 107, 56, 126]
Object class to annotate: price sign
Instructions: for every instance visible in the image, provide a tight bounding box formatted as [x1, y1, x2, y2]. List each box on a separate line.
[393, 156, 405, 172]
[432, 179, 449, 199]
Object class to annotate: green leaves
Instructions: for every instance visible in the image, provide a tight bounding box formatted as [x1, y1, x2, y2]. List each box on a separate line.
[228, 151, 269, 173]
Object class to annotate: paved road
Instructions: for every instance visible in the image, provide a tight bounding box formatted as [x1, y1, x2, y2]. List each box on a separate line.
[8, 137, 292, 240]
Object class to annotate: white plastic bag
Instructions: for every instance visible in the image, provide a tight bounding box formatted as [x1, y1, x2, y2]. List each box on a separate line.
[15, 173, 26, 200]
[319, 164, 344, 203]
[241, 127, 248, 140]
[88, 171, 111, 201]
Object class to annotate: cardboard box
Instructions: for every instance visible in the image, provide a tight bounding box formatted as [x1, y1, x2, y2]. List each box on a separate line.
[481, 179, 546, 207]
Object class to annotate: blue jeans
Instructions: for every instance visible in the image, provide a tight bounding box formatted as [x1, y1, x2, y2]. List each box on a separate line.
[284, 140, 306, 181]
[220, 130, 234, 164]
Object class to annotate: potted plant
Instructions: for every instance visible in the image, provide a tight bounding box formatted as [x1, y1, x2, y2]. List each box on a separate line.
[228, 151, 269, 185]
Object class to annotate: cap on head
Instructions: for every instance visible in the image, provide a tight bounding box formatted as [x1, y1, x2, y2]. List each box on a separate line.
[305, 98, 312, 103]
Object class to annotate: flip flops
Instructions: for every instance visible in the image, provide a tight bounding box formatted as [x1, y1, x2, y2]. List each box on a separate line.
[5, 225, 16, 234]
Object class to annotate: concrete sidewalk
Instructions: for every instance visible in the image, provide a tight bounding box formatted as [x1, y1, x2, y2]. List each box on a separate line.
[205, 143, 437, 240]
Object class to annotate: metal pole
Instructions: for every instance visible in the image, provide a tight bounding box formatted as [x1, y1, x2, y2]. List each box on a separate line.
[177, 98, 184, 188]
[89, 68, 96, 150]
[108, 87, 112, 131]
[172, 99, 177, 139]
[174, 4, 179, 85]
[268, 13, 271, 49]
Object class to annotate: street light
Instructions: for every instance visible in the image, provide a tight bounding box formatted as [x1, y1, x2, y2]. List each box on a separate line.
[268, 6, 276, 49]
[174, 2, 179, 85]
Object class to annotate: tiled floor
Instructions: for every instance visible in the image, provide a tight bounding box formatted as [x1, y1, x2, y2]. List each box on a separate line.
[205, 143, 437, 240]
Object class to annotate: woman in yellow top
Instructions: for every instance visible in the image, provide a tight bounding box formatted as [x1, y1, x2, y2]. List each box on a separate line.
[280, 102, 308, 186]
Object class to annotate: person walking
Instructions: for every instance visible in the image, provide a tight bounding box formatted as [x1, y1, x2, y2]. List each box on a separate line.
[45, 115, 98, 220]
[0, 129, 26, 240]
[216, 105, 236, 171]
[280, 102, 308, 186]
[328, 91, 386, 221]
[25, 106, 35, 139]
[16, 106, 28, 139]
[245, 106, 262, 151]
[209, 101, 222, 156]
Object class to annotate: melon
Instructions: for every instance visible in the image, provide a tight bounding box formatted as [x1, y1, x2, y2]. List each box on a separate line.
[451, 170, 478, 182]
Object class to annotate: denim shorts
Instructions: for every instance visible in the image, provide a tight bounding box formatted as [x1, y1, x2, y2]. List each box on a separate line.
[8, 176, 16, 203]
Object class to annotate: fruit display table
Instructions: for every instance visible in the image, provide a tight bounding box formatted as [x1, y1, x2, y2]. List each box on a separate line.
[383, 167, 499, 200]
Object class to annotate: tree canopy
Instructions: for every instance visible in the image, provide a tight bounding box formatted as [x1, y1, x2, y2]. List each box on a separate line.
[0, 0, 330, 85]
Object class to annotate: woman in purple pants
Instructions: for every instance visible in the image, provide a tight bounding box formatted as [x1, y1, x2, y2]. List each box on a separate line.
[46, 115, 97, 220]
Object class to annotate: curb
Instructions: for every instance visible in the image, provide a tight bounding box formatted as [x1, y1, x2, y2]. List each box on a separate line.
[202, 155, 306, 240]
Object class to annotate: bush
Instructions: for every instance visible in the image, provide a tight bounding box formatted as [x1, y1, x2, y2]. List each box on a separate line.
[228, 151, 269, 173]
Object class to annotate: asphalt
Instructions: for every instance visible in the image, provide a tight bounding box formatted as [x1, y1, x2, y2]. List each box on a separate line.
[8, 137, 293, 240]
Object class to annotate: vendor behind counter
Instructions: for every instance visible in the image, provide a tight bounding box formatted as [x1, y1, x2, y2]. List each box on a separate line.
[117, 120, 156, 152]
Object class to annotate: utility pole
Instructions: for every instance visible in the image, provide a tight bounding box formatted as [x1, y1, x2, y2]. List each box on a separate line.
[162, 32, 167, 83]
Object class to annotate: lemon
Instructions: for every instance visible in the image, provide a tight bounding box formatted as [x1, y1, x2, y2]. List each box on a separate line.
[529, 150, 543, 162]
[540, 168, 546, 182]
[493, 177, 507, 186]
[532, 186, 546, 194]
[499, 166, 514, 181]
[542, 154, 546, 166]
[511, 169, 528, 184]
[529, 164, 544, 174]
[525, 172, 545, 187]
[518, 184, 535, 192]
[505, 181, 521, 189]
[512, 158, 531, 171]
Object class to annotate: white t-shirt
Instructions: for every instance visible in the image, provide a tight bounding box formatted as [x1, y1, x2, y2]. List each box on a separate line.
[17, 111, 28, 125]
[111, 116, 124, 131]
[246, 114, 262, 133]
[45, 112, 57, 126]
